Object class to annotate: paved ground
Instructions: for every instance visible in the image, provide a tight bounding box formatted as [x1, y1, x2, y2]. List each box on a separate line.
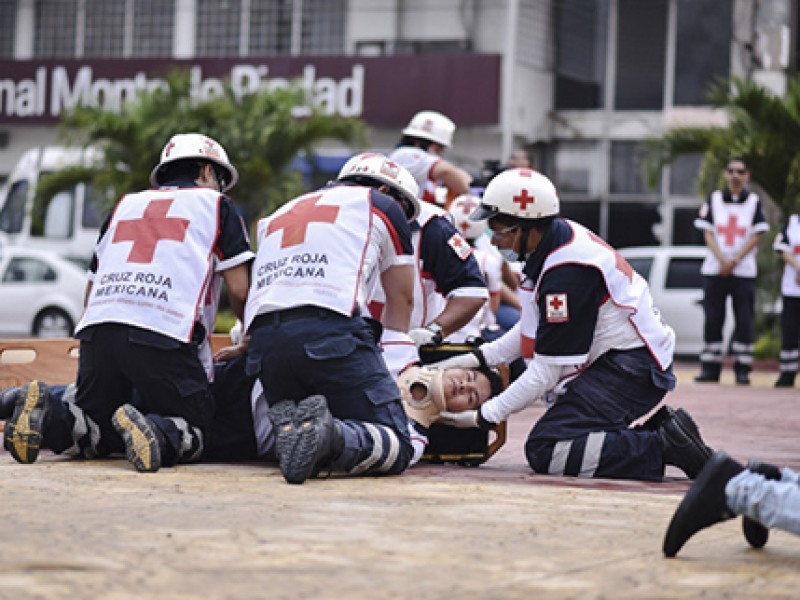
[0, 362, 798, 598]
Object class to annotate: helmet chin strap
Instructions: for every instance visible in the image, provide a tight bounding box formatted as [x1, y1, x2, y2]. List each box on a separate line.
[516, 223, 533, 262]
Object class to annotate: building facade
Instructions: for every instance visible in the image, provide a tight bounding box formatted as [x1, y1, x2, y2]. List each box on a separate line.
[0, 0, 794, 247]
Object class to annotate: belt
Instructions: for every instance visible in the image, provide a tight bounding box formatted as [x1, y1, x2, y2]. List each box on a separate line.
[252, 305, 352, 329]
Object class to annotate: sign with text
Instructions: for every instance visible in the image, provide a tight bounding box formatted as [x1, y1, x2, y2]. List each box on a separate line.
[0, 55, 500, 126]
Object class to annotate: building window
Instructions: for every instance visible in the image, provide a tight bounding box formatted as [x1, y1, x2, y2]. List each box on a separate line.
[674, 0, 731, 105]
[84, 0, 125, 57]
[555, 0, 609, 109]
[250, 0, 293, 55]
[0, 0, 16, 58]
[669, 152, 702, 196]
[34, 0, 78, 57]
[610, 141, 659, 195]
[608, 201, 661, 248]
[197, 0, 241, 57]
[301, 0, 345, 55]
[133, 0, 174, 57]
[614, 0, 667, 110]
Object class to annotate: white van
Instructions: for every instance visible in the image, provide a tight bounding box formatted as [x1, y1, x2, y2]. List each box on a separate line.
[0, 147, 104, 269]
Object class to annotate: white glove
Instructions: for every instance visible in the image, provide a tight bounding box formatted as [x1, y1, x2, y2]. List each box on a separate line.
[428, 351, 482, 370]
[407, 323, 444, 347]
[437, 410, 480, 429]
[229, 320, 243, 345]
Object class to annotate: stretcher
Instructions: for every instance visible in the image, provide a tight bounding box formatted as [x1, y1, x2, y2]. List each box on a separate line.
[418, 342, 508, 466]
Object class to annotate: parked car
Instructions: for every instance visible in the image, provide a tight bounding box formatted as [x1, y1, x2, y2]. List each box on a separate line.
[618, 245, 733, 357]
[0, 244, 87, 338]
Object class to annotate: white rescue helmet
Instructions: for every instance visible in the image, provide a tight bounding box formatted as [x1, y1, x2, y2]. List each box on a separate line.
[150, 133, 239, 192]
[448, 194, 486, 240]
[402, 110, 456, 148]
[337, 152, 421, 222]
[471, 168, 559, 222]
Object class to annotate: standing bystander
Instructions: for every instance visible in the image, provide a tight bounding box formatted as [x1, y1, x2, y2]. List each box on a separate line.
[694, 158, 769, 385]
[773, 213, 800, 387]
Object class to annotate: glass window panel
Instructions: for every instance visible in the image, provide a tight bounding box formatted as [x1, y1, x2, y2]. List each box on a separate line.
[608, 201, 661, 248]
[133, 0, 175, 57]
[610, 141, 658, 194]
[34, 0, 78, 57]
[82, 184, 104, 228]
[301, 0, 345, 55]
[614, 0, 667, 110]
[197, 0, 241, 57]
[249, 0, 292, 55]
[84, 0, 125, 57]
[669, 152, 702, 196]
[674, 0, 731, 106]
[665, 257, 703, 289]
[560, 200, 600, 233]
[626, 257, 653, 281]
[0, 180, 28, 234]
[31, 187, 75, 239]
[673, 206, 704, 245]
[555, 0, 609, 109]
[0, 0, 16, 58]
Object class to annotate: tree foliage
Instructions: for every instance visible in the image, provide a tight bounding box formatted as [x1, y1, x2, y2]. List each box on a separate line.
[38, 70, 366, 223]
[643, 76, 800, 215]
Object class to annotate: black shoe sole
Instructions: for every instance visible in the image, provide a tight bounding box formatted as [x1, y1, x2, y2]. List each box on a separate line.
[270, 396, 330, 485]
[112, 404, 162, 473]
[4, 381, 48, 464]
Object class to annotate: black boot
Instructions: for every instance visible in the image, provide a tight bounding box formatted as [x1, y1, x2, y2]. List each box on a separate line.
[0, 385, 23, 420]
[3, 381, 51, 464]
[774, 372, 795, 388]
[694, 363, 720, 383]
[741, 460, 782, 549]
[663, 451, 744, 557]
[734, 364, 751, 386]
[269, 395, 343, 485]
[658, 406, 714, 479]
[112, 404, 167, 473]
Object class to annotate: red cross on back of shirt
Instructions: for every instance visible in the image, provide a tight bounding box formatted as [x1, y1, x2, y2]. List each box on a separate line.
[793, 244, 800, 255]
[588, 231, 634, 283]
[267, 194, 340, 248]
[716, 215, 747, 247]
[113, 198, 190, 263]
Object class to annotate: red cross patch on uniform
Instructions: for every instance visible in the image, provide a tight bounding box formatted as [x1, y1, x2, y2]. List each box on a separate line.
[447, 232, 473, 261]
[545, 293, 569, 323]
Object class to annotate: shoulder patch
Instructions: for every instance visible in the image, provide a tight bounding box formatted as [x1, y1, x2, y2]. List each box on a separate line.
[447, 232, 473, 261]
[545, 293, 569, 323]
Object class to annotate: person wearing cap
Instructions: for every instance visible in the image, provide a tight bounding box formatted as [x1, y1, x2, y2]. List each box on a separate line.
[242, 153, 421, 484]
[389, 109, 472, 208]
[3, 133, 254, 473]
[430, 168, 717, 482]
[363, 112, 488, 348]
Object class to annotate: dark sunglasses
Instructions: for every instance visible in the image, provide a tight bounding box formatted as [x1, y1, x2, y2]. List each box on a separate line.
[726, 167, 747, 175]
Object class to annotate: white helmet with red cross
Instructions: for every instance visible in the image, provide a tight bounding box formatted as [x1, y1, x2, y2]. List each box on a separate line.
[448, 194, 486, 240]
[150, 133, 238, 192]
[402, 110, 456, 148]
[471, 168, 559, 221]
[338, 152, 420, 221]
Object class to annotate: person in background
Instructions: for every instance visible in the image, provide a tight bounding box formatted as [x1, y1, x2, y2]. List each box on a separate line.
[389, 110, 472, 209]
[694, 158, 769, 385]
[772, 214, 800, 387]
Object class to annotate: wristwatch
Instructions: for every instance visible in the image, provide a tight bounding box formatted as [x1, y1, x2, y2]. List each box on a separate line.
[426, 322, 444, 345]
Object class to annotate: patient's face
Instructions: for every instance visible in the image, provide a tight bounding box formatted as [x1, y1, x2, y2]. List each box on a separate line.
[443, 368, 492, 412]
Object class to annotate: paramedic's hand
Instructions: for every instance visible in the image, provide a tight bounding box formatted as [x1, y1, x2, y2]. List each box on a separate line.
[408, 324, 444, 347]
[214, 337, 249, 363]
[428, 348, 485, 370]
[437, 410, 479, 429]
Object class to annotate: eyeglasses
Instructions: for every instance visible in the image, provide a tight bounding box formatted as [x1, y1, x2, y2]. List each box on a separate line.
[490, 225, 519, 238]
[726, 167, 747, 175]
